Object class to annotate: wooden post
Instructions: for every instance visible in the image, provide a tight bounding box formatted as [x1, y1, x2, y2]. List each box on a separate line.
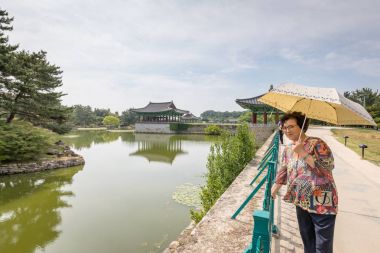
[275, 111, 279, 124]
[252, 113, 257, 124]
[263, 112, 267, 125]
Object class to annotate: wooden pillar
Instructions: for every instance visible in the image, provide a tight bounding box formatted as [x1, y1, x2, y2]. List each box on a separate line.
[275, 111, 279, 124]
[263, 112, 267, 124]
[252, 112, 257, 124]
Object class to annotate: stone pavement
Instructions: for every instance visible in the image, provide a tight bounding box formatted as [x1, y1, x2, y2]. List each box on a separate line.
[272, 126, 380, 253]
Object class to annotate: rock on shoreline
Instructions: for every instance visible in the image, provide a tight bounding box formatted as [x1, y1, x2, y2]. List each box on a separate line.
[0, 140, 85, 176]
[0, 156, 85, 175]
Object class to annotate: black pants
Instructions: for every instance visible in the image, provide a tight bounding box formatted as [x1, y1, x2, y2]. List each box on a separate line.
[296, 206, 336, 253]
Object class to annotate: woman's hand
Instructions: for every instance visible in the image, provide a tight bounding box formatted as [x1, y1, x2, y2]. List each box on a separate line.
[271, 183, 282, 199]
[292, 141, 305, 155]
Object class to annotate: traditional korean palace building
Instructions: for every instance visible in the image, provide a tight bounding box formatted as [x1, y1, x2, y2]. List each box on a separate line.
[131, 101, 202, 133]
[236, 93, 282, 125]
[131, 101, 189, 122]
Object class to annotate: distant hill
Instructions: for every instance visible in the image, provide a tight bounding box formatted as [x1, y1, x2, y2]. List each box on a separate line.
[200, 110, 248, 123]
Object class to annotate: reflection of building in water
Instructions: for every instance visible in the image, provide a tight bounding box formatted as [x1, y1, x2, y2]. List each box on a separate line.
[130, 134, 187, 164]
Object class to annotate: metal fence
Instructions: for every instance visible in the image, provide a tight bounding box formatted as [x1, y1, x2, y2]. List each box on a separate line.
[232, 132, 280, 253]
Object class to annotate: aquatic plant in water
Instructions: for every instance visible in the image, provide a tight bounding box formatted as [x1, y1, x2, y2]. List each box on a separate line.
[172, 183, 202, 209]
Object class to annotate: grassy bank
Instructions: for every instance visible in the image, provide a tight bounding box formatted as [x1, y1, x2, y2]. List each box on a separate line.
[331, 128, 380, 166]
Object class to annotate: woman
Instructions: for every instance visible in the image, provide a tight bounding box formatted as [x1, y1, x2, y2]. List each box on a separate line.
[271, 112, 338, 253]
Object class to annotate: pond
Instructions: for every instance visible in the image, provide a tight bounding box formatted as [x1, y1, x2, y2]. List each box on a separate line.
[0, 131, 218, 253]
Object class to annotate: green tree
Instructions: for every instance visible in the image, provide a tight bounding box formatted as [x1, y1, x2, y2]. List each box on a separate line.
[0, 9, 18, 74]
[0, 9, 71, 133]
[94, 108, 111, 125]
[200, 110, 245, 122]
[0, 9, 18, 120]
[238, 110, 252, 122]
[120, 109, 138, 126]
[344, 88, 380, 126]
[72, 105, 96, 126]
[0, 50, 71, 125]
[102, 115, 120, 128]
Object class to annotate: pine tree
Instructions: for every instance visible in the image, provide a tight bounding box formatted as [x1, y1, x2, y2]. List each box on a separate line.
[0, 9, 18, 72]
[1, 50, 71, 125]
[0, 8, 72, 130]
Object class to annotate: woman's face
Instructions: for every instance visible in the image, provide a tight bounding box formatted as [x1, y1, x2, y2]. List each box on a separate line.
[282, 118, 301, 142]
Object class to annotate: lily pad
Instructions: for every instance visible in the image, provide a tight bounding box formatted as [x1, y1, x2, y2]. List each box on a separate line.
[172, 183, 201, 208]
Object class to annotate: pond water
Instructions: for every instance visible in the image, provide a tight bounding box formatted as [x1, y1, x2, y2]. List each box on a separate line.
[0, 131, 217, 253]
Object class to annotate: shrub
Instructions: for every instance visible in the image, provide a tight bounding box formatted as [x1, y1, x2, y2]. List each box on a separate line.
[191, 123, 255, 222]
[0, 121, 56, 163]
[102, 115, 120, 128]
[204, 125, 222, 135]
[170, 123, 189, 131]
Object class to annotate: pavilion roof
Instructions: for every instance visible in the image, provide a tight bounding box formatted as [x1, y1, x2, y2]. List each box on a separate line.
[236, 94, 279, 112]
[236, 94, 266, 106]
[182, 113, 199, 119]
[130, 101, 189, 115]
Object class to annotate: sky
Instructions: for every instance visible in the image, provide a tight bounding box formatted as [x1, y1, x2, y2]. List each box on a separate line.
[2, 0, 380, 116]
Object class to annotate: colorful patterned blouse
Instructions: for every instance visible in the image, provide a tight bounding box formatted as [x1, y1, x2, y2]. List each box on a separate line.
[275, 137, 338, 215]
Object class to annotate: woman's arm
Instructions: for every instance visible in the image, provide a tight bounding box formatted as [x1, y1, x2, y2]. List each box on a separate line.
[296, 138, 334, 175]
[271, 148, 288, 199]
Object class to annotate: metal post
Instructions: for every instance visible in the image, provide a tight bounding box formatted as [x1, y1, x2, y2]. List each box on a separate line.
[251, 210, 270, 253]
[344, 136, 349, 146]
[359, 144, 368, 158]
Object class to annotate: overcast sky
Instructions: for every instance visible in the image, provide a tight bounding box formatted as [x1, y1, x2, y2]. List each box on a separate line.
[2, 0, 380, 115]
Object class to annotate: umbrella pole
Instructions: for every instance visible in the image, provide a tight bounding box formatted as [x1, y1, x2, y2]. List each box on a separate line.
[298, 116, 307, 142]
[298, 100, 312, 142]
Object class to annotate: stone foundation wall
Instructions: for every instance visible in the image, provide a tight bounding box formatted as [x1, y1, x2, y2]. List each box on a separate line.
[135, 122, 239, 134]
[135, 123, 173, 133]
[0, 156, 85, 175]
[135, 122, 274, 137]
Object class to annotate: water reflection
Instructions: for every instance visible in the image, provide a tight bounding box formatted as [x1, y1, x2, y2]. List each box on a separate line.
[130, 134, 187, 164]
[0, 166, 83, 253]
[63, 131, 218, 151]
[64, 131, 121, 150]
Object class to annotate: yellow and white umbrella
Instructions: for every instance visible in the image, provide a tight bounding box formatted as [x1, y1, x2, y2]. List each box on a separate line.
[258, 83, 376, 126]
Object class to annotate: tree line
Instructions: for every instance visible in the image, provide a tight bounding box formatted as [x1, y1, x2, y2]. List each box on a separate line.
[70, 105, 138, 128]
[344, 88, 380, 127]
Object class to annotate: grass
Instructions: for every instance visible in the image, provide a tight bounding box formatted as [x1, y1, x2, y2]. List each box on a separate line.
[331, 128, 380, 166]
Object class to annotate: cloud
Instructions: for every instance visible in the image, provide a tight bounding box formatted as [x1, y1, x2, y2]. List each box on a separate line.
[2, 0, 380, 114]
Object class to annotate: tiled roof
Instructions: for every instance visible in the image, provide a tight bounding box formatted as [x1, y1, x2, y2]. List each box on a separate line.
[131, 101, 189, 114]
[182, 113, 198, 119]
[235, 94, 266, 106]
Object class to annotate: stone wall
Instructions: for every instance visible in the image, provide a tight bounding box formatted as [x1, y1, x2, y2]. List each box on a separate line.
[135, 122, 275, 143]
[0, 156, 85, 175]
[135, 123, 174, 133]
[251, 123, 277, 145]
[135, 122, 238, 134]
[163, 132, 276, 253]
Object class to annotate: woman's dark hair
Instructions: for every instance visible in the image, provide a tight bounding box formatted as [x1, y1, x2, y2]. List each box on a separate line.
[280, 111, 310, 132]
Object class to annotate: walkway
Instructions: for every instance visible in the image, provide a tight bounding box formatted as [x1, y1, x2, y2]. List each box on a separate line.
[272, 126, 380, 253]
